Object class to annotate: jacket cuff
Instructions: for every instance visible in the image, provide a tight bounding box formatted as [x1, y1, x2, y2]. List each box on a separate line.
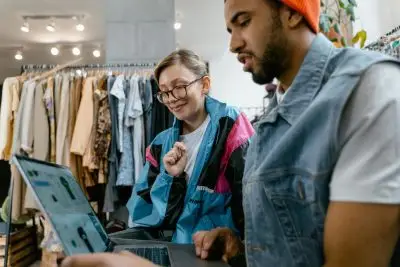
[162, 171, 187, 181]
[175, 172, 187, 180]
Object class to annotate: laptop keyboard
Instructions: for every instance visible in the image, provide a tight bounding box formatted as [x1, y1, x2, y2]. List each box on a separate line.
[127, 247, 171, 266]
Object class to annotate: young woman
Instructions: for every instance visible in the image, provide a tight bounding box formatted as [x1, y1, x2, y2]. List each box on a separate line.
[126, 49, 254, 244]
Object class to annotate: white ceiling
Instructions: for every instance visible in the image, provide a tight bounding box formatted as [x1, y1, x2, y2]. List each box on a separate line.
[0, 0, 229, 82]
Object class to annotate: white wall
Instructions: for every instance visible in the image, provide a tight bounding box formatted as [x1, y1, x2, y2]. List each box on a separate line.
[105, 0, 175, 63]
[209, 49, 266, 119]
[354, 0, 400, 46]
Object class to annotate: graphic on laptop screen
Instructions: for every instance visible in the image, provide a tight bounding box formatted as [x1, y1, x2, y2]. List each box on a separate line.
[16, 158, 109, 255]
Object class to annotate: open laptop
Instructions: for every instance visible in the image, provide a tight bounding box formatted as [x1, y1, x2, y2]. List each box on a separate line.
[12, 154, 228, 267]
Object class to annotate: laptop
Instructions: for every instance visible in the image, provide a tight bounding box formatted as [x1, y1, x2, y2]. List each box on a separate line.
[12, 154, 228, 267]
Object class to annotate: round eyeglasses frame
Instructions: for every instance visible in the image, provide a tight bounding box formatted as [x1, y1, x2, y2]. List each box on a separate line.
[156, 76, 205, 104]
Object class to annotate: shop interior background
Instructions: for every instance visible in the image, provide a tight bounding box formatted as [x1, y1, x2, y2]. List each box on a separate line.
[0, 0, 398, 116]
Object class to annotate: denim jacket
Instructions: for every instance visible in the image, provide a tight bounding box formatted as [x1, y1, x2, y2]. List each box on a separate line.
[243, 34, 400, 266]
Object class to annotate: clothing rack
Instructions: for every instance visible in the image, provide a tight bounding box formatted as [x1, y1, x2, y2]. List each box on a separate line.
[384, 25, 400, 37]
[364, 24, 400, 50]
[22, 62, 158, 72]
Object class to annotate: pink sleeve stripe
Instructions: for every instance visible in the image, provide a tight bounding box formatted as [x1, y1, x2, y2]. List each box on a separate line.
[215, 113, 255, 193]
[146, 146, 159, 168]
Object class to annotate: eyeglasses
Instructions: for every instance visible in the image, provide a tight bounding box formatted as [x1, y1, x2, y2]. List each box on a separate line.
[156, 76, 204, 104]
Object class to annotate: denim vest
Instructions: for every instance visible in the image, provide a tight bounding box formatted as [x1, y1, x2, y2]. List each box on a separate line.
[243, 34, 400, 267]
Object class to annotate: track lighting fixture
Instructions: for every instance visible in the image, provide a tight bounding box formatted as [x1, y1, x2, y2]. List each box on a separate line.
[20, 20, 30, 33]
[51, 47, 59, 56]
[14, 51, 23, 61]
[174, 22, 181, 30]
[76, 23, 85, 32]
[92, 49, 101, 58]
[72, 47, 81, 56]
[46, 21, 56, 32]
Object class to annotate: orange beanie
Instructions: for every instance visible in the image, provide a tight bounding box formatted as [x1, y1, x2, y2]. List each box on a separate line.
[281, 0, 320, 33]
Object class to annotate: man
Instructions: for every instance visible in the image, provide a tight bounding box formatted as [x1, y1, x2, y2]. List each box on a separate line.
[62, 0, 400, 266]
[194, 0, 400, 267]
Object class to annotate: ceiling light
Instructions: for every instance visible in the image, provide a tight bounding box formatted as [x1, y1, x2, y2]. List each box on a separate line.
[14, 51, 23, 61]
[72, 47, 81, 56]
[74, 15, 85, 31]
[50, 47, 59, 56]
[76, 23, 85, 32]
[92, 49, 101, 58]
[46, 21, 56, 32]
[20, 21, 30, 33]
[174, 22, 181, 30]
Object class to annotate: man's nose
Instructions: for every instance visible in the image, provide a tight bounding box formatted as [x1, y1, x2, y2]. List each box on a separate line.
[229, 31, 245, 54]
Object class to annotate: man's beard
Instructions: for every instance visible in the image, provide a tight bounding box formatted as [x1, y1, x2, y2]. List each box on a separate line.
[252, 45, 286, 85]
[251, 23, 288, 85]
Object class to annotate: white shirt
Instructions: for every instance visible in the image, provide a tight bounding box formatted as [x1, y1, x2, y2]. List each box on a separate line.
[110, 75, 126, 152]
[276, 82, 288, 104]
[128, 76, 144, 183]
[180, 115, 211, 181]
[330, 63, 400, 204]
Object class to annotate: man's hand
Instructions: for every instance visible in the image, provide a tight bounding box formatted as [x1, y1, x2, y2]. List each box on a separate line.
[193, 228, 244, 263]
[61, 251, 156, 267]
[163, 142, 187, 177]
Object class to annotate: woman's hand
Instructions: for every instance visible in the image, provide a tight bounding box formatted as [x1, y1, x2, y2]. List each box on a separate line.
[163, 142, 188, 177]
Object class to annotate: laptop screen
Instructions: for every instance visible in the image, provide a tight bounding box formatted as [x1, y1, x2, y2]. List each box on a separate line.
[13, 155, 110, 255]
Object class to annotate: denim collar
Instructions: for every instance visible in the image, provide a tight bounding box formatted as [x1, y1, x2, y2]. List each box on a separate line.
[262, 34, 335, 125]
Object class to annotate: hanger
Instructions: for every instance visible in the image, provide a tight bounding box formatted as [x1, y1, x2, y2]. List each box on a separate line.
[32, 58, 83, 82]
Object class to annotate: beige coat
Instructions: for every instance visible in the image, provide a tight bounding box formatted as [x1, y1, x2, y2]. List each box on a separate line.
[0, 77, 20, 160]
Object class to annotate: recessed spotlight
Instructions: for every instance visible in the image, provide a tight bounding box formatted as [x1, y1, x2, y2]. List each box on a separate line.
[174, 22, 181, 30]
[46, 21, 56, 32]
[21, 21, 30, 33]
[51, 47, 59, 56]
[76, 23, 85, 32]
[14, 51, 23, 61]
[92, 49, 101, 58]
[72, 47, 81, 56]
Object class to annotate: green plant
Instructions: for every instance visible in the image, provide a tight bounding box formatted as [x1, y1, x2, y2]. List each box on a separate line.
[319, 0, 367, 48]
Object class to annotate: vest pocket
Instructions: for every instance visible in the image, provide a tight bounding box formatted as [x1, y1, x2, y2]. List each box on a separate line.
[261, 171, 325, 240]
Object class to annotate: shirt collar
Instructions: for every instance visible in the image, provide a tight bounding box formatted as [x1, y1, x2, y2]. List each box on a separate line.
[262, 34, 335, 125]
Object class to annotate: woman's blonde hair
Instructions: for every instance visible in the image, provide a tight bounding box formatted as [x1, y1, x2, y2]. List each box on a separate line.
[154, 49, 208, 84]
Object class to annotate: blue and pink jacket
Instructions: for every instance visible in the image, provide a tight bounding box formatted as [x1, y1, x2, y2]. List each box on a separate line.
[127, 96, 254, 243]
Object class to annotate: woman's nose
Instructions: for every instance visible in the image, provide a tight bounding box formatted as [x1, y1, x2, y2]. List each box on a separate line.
[164, 93, 178, 104]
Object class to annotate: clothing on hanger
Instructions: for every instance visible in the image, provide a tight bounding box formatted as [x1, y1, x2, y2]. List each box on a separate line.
[0, 63, 169, 229]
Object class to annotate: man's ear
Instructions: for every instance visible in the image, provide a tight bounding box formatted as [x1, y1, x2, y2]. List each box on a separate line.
[201, 76, 211, 95]
[281, 5, 304, 30]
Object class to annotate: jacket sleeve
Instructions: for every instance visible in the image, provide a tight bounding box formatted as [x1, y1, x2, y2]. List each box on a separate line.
[224, 112, 254, 239]
[225, 140, 250, 239]
[127, 143, 187, 229]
